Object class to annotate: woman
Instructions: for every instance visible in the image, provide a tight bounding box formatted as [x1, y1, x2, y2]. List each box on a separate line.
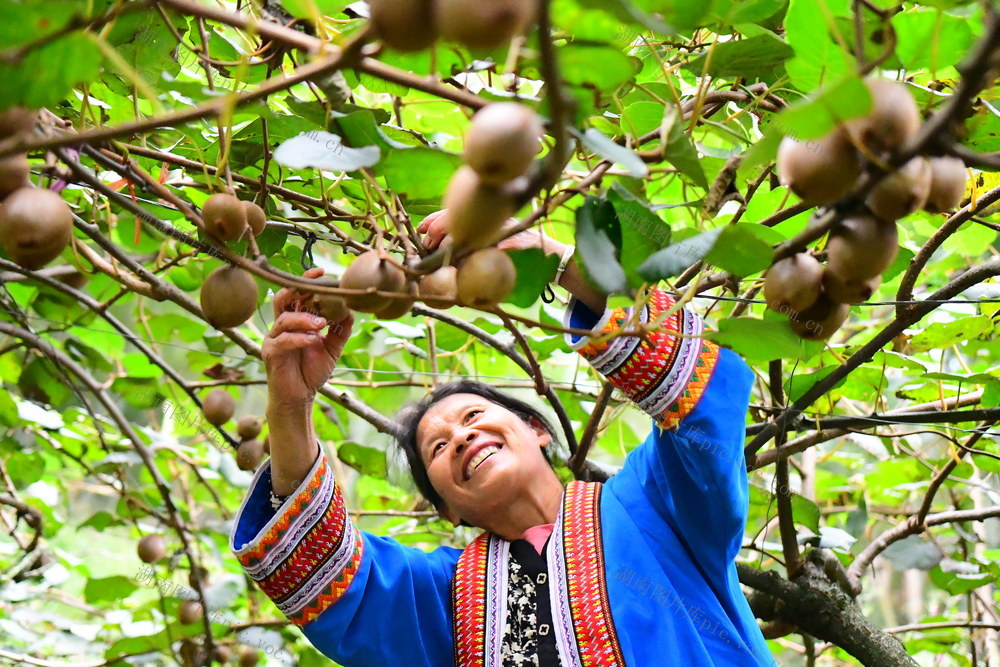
[229, 213, 775, 666]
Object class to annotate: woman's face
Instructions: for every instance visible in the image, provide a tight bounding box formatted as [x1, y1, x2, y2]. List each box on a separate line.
[415, 393, 552, 526]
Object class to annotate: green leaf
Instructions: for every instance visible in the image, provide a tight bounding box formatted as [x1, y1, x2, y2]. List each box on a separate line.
[84, 576, 138, 604]
[909, 315, 994, 352]
[661, 108, 709, 188]
[609, 184, 670, 287]
[892, 9, 974, 72]
[707, 317, 806, 362]
[506, 249, 561, 308]
[791, 493, 820, 532]
[379, 148, 463, 200]
[560, 45, 640, 93]
[784, 0, 853, 91]
[0, 389, 17, 428]
[579, 128, 649, 178]
[684, 33, 793, 78]
[704, 224, 774, 276]
[575, 197, 628, 294]
[0, 33, 103, 108]
[638, 229, 721, 281]
[930, 565, 994, 595]
[337, 442, 388, 479]
[882, 535, 944, 570]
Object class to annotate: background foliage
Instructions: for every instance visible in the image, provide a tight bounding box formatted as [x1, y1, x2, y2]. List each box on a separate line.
[0, 0, 998, 665]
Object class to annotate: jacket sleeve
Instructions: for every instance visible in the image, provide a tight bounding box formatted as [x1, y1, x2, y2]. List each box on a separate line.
[229, 449, 458, 667]
[563, 288, 754, 571]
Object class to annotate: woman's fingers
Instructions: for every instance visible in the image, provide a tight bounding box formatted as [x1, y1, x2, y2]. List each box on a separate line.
[417, 209, 446, 234]
[272, 268, 326, 317]
[266, 330, 328, 351]
[269, 311, 328, 339]
[323, 311, 355, 359]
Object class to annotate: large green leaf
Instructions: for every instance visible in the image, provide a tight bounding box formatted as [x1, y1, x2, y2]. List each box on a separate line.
[575, 197, 628, 294]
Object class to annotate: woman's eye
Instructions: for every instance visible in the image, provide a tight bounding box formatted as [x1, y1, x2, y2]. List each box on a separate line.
[432, 441, 445, 456]
[465, 410, 481, 422]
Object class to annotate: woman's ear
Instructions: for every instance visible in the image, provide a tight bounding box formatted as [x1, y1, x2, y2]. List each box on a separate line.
[528, 416, 552, 448]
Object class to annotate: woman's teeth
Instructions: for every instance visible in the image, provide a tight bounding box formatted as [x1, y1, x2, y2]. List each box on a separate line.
[466, 445, 500, 479]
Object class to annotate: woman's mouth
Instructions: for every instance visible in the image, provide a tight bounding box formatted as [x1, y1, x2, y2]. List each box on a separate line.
[464, 444, 501, 480]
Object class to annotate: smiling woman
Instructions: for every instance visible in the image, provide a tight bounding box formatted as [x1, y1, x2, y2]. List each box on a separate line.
[228, 215, 775, 667]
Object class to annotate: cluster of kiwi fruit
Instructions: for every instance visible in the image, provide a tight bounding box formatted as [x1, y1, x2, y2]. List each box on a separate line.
[197, 194, 268, 329]
[369, 0, 537, 52]
[0, 108, 76, 271]
[179, 639, 258, 667]
[768, 78, 968, 341]
[327, 101, 547, 317]
[201, 388, 268, 471]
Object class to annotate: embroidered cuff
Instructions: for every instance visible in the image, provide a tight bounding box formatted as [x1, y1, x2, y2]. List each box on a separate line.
[230, 451, 363, 627]
[562, 288, 720, 430]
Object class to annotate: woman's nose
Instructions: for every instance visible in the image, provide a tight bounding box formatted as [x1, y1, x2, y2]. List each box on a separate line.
[453, 430, 476, 454]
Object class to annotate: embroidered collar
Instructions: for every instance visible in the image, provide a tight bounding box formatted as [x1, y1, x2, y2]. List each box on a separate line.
[452, 481, 625, 666]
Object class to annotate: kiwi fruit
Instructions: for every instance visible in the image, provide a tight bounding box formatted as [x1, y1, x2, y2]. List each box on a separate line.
[188, 565, 210, 590]
[200, 266, 259, 328]
[0, 107, 35, 138]
[776, 129, 861, 205]
[865, 157, 932, 222]
[236, 439, 266, 471]
[418, 266, 458, 308]
[236, 415, 262, 440]
[238, 648, 260, 667]
[179, 639, 204, 667]
[137, 534, 167, 564]
[456, 248, 516, 307]
[436, 0, 536, 49]
[763, 254, 824, 315]
[0, 154, 29, 198]
[0, 188, 74, 270]
[340, 250, 407, 313]
[789, 295, 850, 341]
[464, 103, 545, 185]
[202, 193, 248, 242]
[242, 201, 267, 236]
[845, 79, 921, 153]
[212, 645, 233, 664]
[825, 213, 899, 282]
[443, 166, 515, 249]
[822, 268, 881, 305]
[203, 389, 236, 426]
[307, 294, 350, 322]
[923, 157, 967, 214]
[179, 599, 204, 625]
[369, 0, 437, 51]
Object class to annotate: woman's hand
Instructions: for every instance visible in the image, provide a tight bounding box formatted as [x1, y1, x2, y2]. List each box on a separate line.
[264, 267, 355, 496]
[417, 210, 567, 257]
[263, 267, 354, 407]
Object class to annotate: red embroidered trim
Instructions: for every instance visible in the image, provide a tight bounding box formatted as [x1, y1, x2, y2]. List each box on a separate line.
[655, 339, 719, 431]
[453, 533, 490, 666]
[288, 532, 364, 627]
[238, 459, 332, 567]
[563, 481, 625, 666]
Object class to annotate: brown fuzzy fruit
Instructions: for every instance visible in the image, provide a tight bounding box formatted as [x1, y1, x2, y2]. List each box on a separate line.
[822, 268, 881, 305]
[202, 389, 236, 426]
[789, 295, 850, 341]
[202, 193, 248, 242]
[137, 534, 166, 564]
[464, 103, 545, 185]
[307, 294, 351, 322]
[825, 214, 899, 282]
[0, 188, 74, 270]
[0, 154, 29, 198]
[340, 250, 407, 313]
[436, 0, 536, 49]
[443, 166, 515, 249]
[237, 415, 262, 440]
[845, 79, 921, 153]
[369, 0, 437, 51]
[0, 107, 35, 138]
[419, 266, 459, 308]
[179, 600, 204, 625]
[776, 129, 861, 205]
[924, 157, 967, 214]
[200, 266, 259, 329]
[763, 254, 824, 315]
[212, 645, 233, 664]
[242, 201, 267, 236]
[179, 640, 204, 667]
[238, 648, 260, 667]
[236, 439, 265, 472]
[188, 565, 210, 589]
[865, 157, 932, 222]
[456, 248, 516, 307]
